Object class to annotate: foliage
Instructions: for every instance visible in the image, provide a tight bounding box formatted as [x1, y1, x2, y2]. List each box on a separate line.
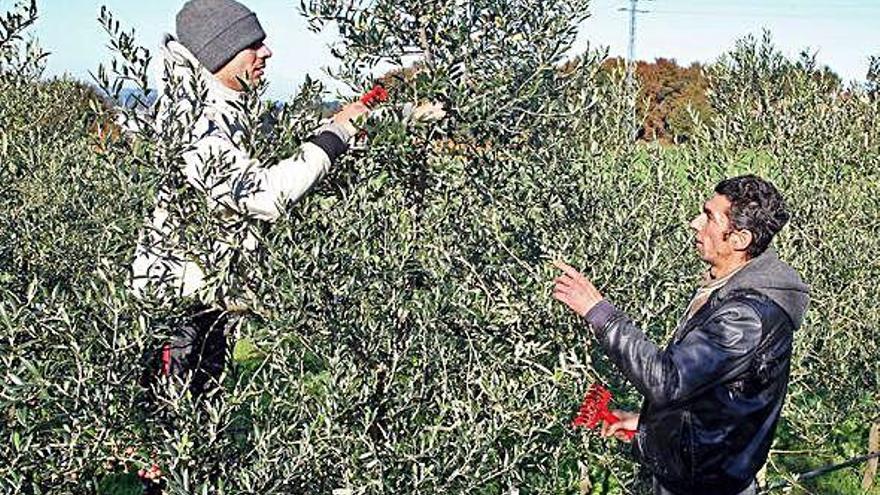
[603, 57, 714, 143]
[0, 0, 43, 78]
[867, 55, 880, 99]
[1, 2, 878, 495]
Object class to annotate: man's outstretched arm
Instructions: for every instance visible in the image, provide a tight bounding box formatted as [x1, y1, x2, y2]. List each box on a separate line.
[553, 261, 762, 408]
[588, 300, 761, 408]
[181, 102, 367, 222]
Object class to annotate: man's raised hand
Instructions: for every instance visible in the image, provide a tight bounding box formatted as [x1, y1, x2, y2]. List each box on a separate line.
[552, 260, 605, 317]
[332, 101, 370, 136]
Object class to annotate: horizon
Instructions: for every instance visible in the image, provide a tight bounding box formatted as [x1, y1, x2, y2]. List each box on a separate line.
[31, 0, 880, 100]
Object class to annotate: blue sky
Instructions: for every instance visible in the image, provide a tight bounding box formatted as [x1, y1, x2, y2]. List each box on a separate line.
[31, 0, 880, 99]
[576, 0, 879, 80]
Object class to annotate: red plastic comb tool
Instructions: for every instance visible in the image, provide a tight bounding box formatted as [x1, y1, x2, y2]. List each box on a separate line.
[161, 343, 171, 375]
[360, 84, 389, 107]
[572, 383, 636, 440]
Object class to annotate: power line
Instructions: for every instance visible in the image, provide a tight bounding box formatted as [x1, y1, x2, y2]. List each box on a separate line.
[605, 3, 880, 20]
[616, 0, 880, 9]
[646, 8, 880, 19]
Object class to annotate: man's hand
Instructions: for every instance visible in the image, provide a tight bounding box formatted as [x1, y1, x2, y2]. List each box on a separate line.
[552, 260, 605, 317]
[332, 101, 370, 136]
[601, 410, 639, 443]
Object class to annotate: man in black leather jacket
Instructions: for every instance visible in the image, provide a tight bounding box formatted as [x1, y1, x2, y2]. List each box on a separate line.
[553, 175, 810, 495]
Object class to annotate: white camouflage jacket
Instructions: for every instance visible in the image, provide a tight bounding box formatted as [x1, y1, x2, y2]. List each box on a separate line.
[130, 35, 351, 308]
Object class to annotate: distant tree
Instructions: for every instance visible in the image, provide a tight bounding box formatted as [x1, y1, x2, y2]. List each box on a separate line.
[867, 55, 879, 98]
[603, 57, 713, 143]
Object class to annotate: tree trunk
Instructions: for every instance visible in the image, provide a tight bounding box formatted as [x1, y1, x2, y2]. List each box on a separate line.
[862, 421, 879, 490]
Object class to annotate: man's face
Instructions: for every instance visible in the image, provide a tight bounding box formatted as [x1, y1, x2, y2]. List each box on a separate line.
[690, 193, 739, 268]
[215, 41, 273, 91]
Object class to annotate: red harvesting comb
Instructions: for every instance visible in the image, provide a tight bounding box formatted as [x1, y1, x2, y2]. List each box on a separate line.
[572, 383, 636, 440]
[360, 85, 389, 107]
[161, 343, 171, 375]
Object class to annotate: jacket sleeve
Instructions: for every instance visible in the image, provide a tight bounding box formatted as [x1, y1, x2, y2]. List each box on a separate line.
[585, 299, 763, 408]
[181, 126, 349, 222]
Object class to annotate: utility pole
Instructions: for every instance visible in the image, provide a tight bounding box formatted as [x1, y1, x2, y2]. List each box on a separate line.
[618, 0, 651, 139]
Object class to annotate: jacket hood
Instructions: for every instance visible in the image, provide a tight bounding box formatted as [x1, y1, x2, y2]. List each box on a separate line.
[152, 33, 244, 136]
[716, 247, 810, 328]
[157, 33, 242, 106]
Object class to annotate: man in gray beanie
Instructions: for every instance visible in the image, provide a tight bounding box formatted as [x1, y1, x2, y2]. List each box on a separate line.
[176, 0, 274, 91]
[133, 0, 411, 396]
[177, 0, 265, 72]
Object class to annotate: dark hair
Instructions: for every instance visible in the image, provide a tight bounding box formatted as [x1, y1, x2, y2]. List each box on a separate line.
[715, 174, 790, 258]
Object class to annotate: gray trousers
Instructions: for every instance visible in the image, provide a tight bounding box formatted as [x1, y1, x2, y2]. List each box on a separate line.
[653, 478, 757, 495]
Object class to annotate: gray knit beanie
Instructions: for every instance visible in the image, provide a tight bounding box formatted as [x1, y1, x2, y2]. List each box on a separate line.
[176, 0, 266, 73]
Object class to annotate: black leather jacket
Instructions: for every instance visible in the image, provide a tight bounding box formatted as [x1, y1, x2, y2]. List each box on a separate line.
[585, 249, 809, 494]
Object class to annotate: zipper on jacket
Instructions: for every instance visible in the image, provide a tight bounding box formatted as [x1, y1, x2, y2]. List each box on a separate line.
[683, 409, 697, 481]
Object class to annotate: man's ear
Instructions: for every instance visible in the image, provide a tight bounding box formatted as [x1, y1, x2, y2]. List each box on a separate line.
[730, 229, 753, 252]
